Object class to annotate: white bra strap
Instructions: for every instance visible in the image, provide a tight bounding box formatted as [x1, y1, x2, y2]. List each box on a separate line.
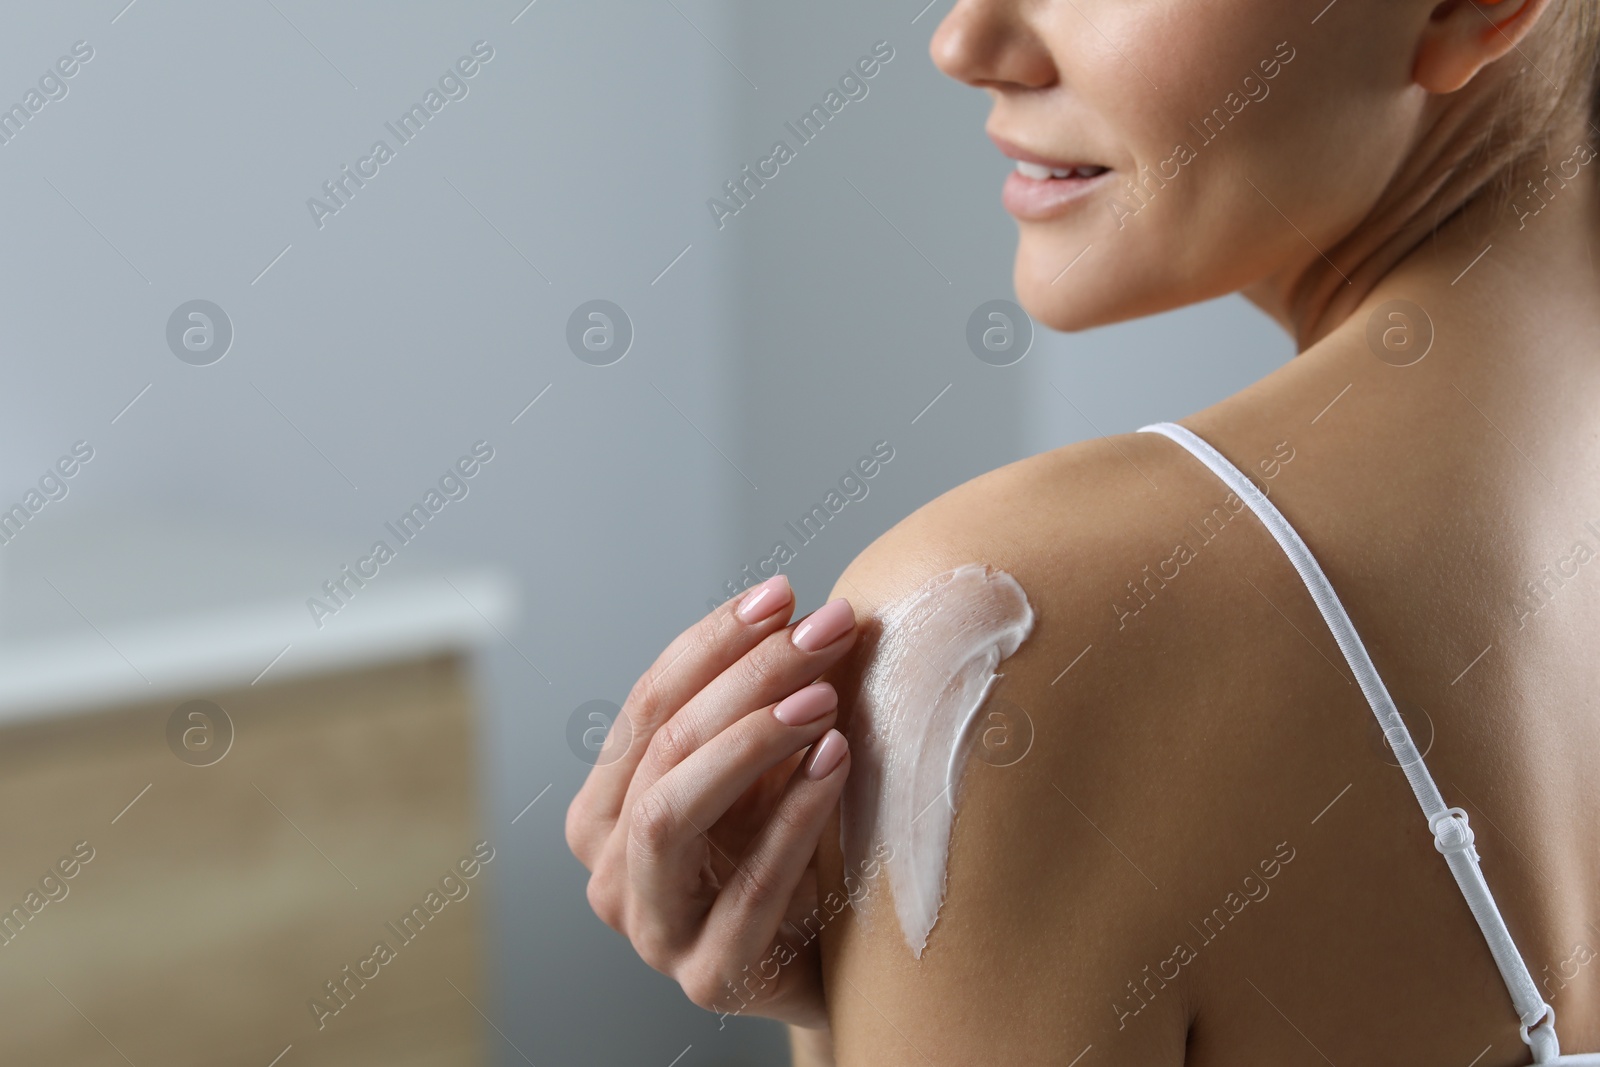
[1138, 421, 1560, 1062]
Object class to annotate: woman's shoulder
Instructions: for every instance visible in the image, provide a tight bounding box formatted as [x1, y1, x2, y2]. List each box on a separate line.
[816, 430, 1309, 1063]
[825, 425, 1290, 696]
[831, 429, 1199, 619]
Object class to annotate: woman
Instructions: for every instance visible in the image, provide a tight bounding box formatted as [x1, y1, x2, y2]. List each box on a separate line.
[568, 0, 1600, 1062]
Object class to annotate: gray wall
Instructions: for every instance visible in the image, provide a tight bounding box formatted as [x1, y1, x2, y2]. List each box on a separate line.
[0, 2, 1290, 1065]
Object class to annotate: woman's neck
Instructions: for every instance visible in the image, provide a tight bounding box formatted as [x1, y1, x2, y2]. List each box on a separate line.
[1243, 107, 1600, 355]
[1200, 108, 1600, 514]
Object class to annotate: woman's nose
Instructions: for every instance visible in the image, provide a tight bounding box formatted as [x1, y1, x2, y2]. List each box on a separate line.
[930, 0, 1057, 92]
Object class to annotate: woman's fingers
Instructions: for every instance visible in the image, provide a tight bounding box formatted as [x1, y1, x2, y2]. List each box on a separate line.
[591, 597, 857, 898]
[567, 575, 795, 865]
[690, 730, 850, 1005]
[626, 683, 841, 956]
[569, 578, 859, 1031]
[630, 598, 859, 799]
[613, 576, 798, 783]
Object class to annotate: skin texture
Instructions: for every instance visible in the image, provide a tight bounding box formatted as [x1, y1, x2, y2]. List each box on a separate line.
[802, 0, 1600, 1064]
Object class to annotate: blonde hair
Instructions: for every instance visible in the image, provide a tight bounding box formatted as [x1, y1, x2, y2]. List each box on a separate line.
[1474, 0, 1600, 219]
[1539, 0, 1600, 130]
[1577, 0, 1600, 129]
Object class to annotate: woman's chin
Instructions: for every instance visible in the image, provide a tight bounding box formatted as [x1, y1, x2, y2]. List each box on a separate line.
[1012, 255, 1117, 334]
[1012, 234, 1177, 334]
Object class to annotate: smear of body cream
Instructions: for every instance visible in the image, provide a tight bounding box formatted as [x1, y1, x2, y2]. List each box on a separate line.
[839, 562, 1034, 958]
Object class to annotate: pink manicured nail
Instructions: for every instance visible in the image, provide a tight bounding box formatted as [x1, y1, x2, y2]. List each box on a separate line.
[736, 575, 791, 624]
[773, 682, 837, 726]
[804, 729, 848, 779]
[791, 598, 853, 652]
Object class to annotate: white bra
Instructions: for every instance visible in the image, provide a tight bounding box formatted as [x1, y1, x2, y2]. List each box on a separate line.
[1140, 421, 1599, 1065]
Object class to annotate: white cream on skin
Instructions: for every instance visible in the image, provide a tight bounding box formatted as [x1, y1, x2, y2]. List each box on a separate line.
[839, 563, 1035, 958]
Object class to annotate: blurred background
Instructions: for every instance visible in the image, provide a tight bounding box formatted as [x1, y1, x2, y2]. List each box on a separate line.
[0, 2, 1291, 1064]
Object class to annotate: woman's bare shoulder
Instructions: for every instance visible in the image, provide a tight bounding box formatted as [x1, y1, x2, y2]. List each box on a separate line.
[829, 431, 1187, 617]
[813, 431, 1293, 1065]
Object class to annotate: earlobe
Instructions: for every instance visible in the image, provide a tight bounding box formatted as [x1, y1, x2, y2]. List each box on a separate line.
[1413, 0, 1548, 95]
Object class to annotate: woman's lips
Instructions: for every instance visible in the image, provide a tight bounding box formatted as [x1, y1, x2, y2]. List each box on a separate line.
[989, 134, 1113, 222]
[1001, 165, 1114, 221]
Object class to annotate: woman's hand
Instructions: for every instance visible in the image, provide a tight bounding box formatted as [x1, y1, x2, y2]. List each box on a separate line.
[566, 575, 856, 1030]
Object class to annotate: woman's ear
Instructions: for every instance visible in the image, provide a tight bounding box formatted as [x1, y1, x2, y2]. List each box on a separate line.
[1413, 0, 1553, 95]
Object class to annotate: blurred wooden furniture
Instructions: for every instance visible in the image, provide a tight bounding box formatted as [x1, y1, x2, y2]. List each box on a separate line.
[0, 514, 515, 1066]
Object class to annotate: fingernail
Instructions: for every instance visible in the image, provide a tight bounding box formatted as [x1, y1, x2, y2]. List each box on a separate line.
[791, 598, 853, 652]
[773, 682, 837, 726]
[736, 575, 791, 624]
[804, 729, 848, 780]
